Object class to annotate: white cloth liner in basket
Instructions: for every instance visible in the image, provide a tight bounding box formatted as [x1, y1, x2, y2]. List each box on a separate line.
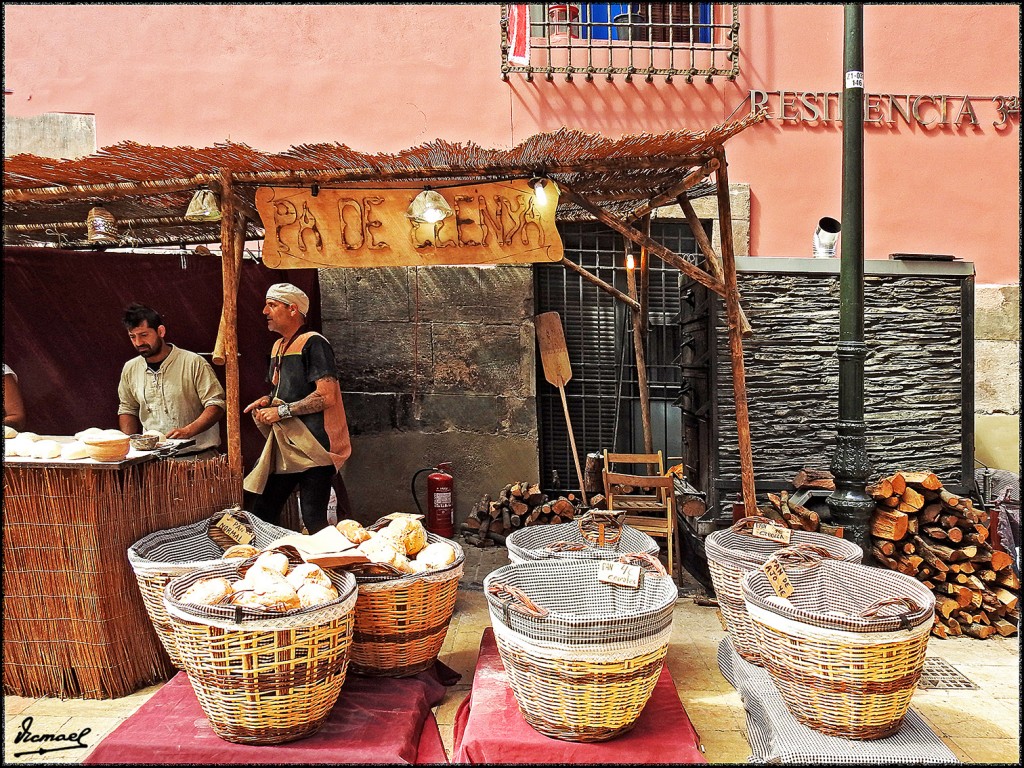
[506, 511, 659, 564]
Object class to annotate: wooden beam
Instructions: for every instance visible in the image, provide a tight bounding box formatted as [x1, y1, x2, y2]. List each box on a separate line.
[557, 182, 726, 297]
[626, 236, 653, 454]
[677, 193, 752, 337]
[3, 174, 214, 204]
[229, 154, 715, 187]
[4, 216, 202, 234]
[713, 146, 756, 516]
[559, 257, 640, 310]
[217, 169, 243, 495]
[626, 159, 719, 224]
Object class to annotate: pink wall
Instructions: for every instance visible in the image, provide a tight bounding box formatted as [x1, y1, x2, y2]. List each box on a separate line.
[4, 4, 1019, 282]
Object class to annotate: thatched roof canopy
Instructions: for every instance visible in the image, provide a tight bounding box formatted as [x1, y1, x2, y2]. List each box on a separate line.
[3, 112, 765, 249]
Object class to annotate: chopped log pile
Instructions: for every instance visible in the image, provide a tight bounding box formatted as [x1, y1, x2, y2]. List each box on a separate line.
[758, 490, 843, 537]
[869, 471, 1020, 640]
[460, 481, 585, 548]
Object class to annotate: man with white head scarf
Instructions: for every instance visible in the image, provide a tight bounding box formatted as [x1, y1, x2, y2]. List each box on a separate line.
[243, 283, 351, 533]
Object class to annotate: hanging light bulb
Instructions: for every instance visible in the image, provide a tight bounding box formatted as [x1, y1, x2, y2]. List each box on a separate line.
[626, 252, 635, 270]
[184, 188, 222, 222]
[531, 177, 548, 206]
[86, 205, 118, 243]
[406, 189, 453, 223]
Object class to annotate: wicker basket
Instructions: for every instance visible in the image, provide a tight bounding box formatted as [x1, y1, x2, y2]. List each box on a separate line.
[348, 519, 465, 677]
[506, 510, 659, 564]
[128, 507, 293, 667]
[164, 558, 358, 745]
[705, 516, 863, 664]
[484, 553, 678, 742]
[741, 552, 935, 740]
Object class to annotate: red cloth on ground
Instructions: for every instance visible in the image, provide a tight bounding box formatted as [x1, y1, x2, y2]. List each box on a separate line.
[85, 664, 453, 764]
[452, 627, 706, 764]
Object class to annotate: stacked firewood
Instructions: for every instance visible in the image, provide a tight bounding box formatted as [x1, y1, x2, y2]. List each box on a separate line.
[868, 471, 1019, 640]
[460, 481, 582, 547]
[756, 470, 843, 537]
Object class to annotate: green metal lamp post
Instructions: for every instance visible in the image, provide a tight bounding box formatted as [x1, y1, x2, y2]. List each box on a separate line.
[827, 4, 875, 562]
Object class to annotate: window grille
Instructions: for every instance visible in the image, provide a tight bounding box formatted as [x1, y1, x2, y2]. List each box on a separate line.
[502, 3, 740, 82]
[535, 220, 703, 497]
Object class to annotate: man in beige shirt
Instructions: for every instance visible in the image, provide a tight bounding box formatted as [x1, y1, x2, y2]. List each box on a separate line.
[117, 303, 225, 459]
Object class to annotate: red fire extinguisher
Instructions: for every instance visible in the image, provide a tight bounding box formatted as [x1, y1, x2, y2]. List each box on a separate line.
[412, 462, 454, 538]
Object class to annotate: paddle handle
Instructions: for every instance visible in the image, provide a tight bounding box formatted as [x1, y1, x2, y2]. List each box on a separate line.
[559, 384, 588, 506]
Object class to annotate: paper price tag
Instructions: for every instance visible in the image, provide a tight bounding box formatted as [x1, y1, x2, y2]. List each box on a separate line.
[751, 521, 792, 545]
[761, 559, 794, 599]
[216, 515, 252, 545]
[597, 560, 641, 589]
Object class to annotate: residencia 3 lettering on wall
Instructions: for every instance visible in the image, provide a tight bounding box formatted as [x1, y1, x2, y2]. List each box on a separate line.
[747, 90, 1020, 128]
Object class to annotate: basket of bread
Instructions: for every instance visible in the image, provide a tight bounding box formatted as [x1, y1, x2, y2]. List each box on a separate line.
[128, 506, 293, 667]
[163, 549, 358, 745]
[338, 514, 464, 676]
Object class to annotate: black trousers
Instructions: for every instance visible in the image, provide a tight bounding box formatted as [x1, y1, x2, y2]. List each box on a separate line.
[250, 464, 337, 534]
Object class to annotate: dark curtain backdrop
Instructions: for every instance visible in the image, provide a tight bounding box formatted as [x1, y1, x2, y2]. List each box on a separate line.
[2, 246, 320, 472]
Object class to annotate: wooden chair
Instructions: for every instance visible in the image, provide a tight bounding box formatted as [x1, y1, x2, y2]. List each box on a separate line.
[602, 450, 679, 582]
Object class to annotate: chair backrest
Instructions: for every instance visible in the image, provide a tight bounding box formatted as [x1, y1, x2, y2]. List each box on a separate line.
[602, 450, 671, 505]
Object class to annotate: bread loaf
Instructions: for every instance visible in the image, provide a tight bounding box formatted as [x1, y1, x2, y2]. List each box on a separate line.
[61, 441, 89, 460]
[231, 581, 301, 612]
[30, 439, 62, 459]
[286, 563, 332, 590]
[222, 544, 260, 559]
[180, 577, 234, 606]
[415, 541, 457, 570]
[336, 519, 371, 544]
[252, 550, 290, 576]
[3, 425, 16, 439]
[382, 517, 428, 556]
[297, 582, 339, 609]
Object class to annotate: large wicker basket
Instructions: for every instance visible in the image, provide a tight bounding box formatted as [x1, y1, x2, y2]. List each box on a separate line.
[484, 553, 678, 742]
[741, 551, 935, 740]
[705, 516, 863, 664]
[164, 558, 358, 745]
[506, 510, 659, 564]
[128, 507, 293, 667]
[348, 519, 465, 677]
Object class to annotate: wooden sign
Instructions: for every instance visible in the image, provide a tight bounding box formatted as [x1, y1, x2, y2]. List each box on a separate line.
[255, 179, 563, 268]
[215, 514, 253, 545]
[752, 521, 792, 545]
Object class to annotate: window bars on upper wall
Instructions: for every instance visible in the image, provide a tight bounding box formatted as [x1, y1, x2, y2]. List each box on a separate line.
[502, 3, 740, 82]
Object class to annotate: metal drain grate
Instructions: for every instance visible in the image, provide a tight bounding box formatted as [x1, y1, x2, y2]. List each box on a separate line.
[918, 657, 978, 689]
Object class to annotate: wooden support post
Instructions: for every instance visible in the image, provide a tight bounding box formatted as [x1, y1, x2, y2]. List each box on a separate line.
[559, 257, 640, 310]
[677, 193, 752, 337]
[625, 241, 653, 454]
[218, 169, 243, 494]
[557, 183, 726, 298]
[639, 214, 650, 339]
[713, 146, 756, 516]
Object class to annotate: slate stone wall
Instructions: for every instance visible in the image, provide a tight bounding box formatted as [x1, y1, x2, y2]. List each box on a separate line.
[319, 265, 539, 527]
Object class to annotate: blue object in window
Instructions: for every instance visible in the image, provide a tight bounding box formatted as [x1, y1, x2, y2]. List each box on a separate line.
[698, 3, 712, 43]
[580, 3, 631, 40]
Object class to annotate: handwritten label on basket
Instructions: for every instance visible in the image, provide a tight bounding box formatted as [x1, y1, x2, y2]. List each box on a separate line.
[751, 521, 792, 545]
[597, 560, 641, 588]
[761, 558, 794, 599]
[216, 515, 253, 545]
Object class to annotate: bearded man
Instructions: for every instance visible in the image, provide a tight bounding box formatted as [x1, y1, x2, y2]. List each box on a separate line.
[117, 303, 225, 459]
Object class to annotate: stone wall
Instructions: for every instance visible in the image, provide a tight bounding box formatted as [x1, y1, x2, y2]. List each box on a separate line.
[319, 265, 539, 527]
[4, 113, 96, 159]
[974, 285, 1020, 474]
